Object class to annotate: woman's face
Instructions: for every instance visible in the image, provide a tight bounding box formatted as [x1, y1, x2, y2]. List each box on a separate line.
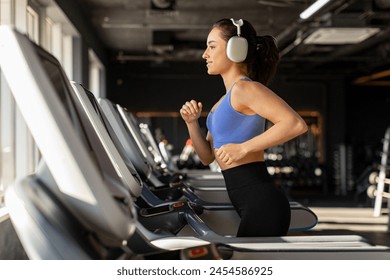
[202, 27, 232, 75]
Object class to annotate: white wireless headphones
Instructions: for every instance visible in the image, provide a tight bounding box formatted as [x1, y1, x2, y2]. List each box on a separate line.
[226, 18, 248, 63]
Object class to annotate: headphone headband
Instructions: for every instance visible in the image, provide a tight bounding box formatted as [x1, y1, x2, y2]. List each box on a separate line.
[230, 18, 243, 36]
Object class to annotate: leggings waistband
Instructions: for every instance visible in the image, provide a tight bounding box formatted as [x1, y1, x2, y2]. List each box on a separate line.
[221, 161, 271, 190]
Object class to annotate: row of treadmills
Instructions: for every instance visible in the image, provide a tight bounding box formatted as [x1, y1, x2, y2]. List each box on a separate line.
[1, 26, 390, 259]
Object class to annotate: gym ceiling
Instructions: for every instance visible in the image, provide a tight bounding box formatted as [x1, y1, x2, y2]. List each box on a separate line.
[72, 0, 390, 83]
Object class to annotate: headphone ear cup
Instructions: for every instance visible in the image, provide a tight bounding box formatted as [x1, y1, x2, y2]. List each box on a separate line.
[226, 36, 248, 63]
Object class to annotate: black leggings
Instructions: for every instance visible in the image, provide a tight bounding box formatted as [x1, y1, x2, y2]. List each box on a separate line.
[222, 161, 291, 237]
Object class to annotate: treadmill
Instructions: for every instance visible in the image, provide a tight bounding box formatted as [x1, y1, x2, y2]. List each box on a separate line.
[93, 95, 318, 233]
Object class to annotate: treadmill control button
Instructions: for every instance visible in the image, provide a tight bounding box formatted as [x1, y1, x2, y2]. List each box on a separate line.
[173, 202, 185, 208]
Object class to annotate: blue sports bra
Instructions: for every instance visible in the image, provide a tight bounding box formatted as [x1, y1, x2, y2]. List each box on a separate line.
[206, 79, 265, 149]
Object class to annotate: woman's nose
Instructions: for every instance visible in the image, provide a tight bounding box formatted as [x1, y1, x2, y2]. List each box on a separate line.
[202, 49, 208, 59]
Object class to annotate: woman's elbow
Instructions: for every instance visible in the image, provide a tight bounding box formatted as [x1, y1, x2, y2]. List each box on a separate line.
[200, 157, 215, 166]
[199, 153, 215, 166]
[295, 118, 308, 136]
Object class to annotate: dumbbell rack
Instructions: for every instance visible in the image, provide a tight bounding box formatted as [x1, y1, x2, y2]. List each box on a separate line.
[373, 127, 390, 221]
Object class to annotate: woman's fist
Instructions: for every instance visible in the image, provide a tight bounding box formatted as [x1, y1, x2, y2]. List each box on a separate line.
[180, 100, 203, 123]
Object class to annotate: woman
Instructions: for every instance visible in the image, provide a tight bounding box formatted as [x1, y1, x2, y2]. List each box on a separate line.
[180, 18, 308, 237]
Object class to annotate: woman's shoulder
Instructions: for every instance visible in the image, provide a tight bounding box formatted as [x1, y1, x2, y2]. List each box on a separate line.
[233, 79, 269, 98]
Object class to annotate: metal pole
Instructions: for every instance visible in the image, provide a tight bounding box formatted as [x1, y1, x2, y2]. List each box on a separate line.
[373, 127, 390, 217]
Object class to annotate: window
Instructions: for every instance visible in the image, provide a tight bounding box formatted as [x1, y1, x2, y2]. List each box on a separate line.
[0, 0, 17, 207]
[89, 49, 106, 98]
[26, 5, 39, 43]
[43, 16, 53, 51]
[0, 0, 104, 207]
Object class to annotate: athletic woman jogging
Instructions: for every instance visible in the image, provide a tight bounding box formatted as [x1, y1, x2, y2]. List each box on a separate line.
[180, 18, 307, 237]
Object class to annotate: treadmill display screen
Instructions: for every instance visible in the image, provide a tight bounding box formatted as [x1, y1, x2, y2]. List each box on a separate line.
[35, 46, 86, 142]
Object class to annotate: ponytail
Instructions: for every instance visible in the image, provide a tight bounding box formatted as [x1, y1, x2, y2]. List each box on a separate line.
[249, 35, 280, 86]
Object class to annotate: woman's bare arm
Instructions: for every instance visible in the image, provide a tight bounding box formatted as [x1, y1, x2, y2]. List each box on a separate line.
[180, 100, 215, 165]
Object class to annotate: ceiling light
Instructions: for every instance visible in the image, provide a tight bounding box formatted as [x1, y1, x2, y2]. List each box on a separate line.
[303, 27, 380, 44]
[257, 0, 293, 7]
[151, 0, 176, 10]
[300, 0, 331, 20]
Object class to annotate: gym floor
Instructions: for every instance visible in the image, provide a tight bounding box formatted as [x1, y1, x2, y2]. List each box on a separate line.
[290, 194, 390, 247]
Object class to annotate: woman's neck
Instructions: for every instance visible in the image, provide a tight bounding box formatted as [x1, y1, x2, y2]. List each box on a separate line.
[222, 73, 247, 92]
[221, 66, 248, 91]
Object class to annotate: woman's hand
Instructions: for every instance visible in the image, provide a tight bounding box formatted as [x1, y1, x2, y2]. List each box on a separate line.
[215, 143, 246, 165]
[180, 100, 203, 124]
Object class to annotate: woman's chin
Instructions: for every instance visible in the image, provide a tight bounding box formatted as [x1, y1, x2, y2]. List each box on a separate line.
[207, 69, 218, 75]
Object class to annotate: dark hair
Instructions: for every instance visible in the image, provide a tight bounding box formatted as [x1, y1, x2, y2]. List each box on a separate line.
[213, 18, 280, 86]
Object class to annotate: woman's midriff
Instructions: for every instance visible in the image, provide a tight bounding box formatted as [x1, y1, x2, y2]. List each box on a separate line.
[214, 149, 265, 171]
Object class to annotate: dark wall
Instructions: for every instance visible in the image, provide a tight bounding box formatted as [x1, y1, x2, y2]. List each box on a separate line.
[346, 84, 390, 175]
[108, 61, 224, 112]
